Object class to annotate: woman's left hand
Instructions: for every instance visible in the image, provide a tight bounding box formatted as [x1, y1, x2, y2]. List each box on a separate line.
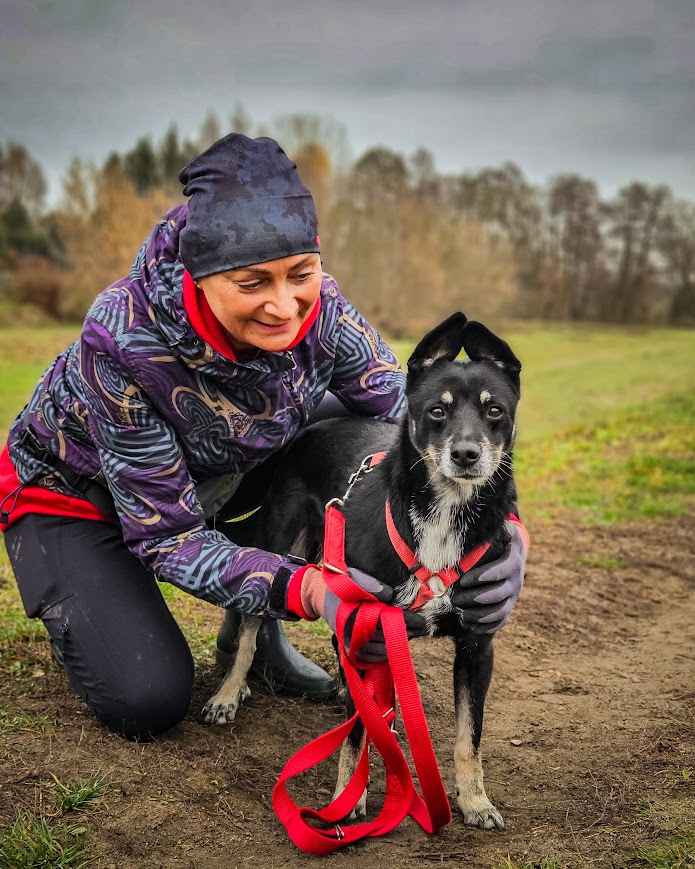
[449, 520, 529, 634]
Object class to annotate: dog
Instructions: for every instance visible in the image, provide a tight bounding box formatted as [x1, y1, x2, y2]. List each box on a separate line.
[203, 311, 522, 830]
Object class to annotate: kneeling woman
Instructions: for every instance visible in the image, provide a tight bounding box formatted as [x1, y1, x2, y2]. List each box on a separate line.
[0, 133, 526, 739]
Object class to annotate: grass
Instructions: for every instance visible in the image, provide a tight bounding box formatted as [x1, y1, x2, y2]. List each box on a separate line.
[51, 773, 107, 814]
[515, 389, 695, 523]
[0, 709, 51, 735]
[0, 327, 78, 436]
[0, 811, 89, 869]
[626, 833, 695, 868]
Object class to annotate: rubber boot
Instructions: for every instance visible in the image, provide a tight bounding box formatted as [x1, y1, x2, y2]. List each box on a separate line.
[216, 609, 337, 700]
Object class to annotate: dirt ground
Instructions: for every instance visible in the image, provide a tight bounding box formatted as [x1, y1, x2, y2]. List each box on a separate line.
[1, 511, 694, 868]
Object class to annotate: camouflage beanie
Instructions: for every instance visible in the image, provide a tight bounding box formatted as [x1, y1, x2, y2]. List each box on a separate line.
[178, 133, 319, 280]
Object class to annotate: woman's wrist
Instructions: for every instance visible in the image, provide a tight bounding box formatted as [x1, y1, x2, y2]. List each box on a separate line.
[267, 560, 320, 621]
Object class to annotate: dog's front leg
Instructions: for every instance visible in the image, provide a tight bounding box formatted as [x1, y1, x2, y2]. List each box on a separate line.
[453, 636, 504, 830]
[334, 721, 367, 819]
[331, 636, 368, 818]
[203, 613, 261, 725]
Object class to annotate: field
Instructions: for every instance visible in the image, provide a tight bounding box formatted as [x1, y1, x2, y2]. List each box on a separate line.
[1, 323, 694, 868]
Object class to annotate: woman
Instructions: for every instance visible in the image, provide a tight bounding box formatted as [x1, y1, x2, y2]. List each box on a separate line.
[0, 134, 527, 739]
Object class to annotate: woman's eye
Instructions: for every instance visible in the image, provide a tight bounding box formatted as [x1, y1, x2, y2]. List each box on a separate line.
[487, 406, 503, 419]
[428, 406, 446, 421]
[237, 280, 263, 290]
[292, 271, 313, 282]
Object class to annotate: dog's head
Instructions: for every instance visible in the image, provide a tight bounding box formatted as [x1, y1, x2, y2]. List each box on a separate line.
[405, 312, 521, 488]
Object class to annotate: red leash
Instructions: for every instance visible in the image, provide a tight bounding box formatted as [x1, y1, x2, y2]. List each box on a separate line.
[272, 501, 453, 854]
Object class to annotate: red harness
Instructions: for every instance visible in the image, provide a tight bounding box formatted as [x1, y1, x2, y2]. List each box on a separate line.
[272, 452, 510, 854]
[384, 499, 491, 610]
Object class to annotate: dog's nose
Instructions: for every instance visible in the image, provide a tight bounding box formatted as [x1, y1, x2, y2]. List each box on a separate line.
[450, 442, 481, 467]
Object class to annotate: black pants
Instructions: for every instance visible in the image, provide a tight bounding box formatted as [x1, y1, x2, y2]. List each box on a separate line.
[4, 393, 351, 740]
[6, 515, 195, 739]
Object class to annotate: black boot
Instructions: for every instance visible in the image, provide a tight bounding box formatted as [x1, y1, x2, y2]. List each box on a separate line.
[216, 610, 337, 700]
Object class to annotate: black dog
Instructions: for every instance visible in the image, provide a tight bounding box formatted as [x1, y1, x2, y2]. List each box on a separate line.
[205, 312, 521, 830]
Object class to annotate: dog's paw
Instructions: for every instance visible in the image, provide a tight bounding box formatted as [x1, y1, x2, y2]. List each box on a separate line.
[457, 794, 505, 830]
[202, 684, 251, 725]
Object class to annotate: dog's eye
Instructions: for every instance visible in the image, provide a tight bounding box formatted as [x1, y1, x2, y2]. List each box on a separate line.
[428, 406, 446, 421]
[486, 406, 503, 420]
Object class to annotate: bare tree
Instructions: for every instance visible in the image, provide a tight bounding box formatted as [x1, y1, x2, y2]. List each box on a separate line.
[547, 174, 605, 319]
[658, 200, 695, 323]
[605, 182, 672, 322]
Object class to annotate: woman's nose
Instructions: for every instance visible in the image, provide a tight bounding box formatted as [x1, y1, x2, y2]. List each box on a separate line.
[265, 284, 299, 320]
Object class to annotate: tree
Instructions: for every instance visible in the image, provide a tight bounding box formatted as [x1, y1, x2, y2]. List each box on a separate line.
[547, 174, 605, 319]
[605, 182, 672, 322]
[0, 141, 47, 217]
[273, 113, 351, 171]
[230, 102, 253, 136]
[1, 197, 50, 257]
[293, 142, 332, 223]
[409, 148, 439, 200]
[658, 200, 695, 322]
[198, 111, 222, 151]
[124, 137, 159, 194]
[352, 147, 409, 207]
[449, 162, 546, 315]
[158, 125, 184, 187]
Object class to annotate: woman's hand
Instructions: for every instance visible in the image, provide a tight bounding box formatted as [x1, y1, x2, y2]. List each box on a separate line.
[449, 519, 529, 634]
[287, 565, 427, 662]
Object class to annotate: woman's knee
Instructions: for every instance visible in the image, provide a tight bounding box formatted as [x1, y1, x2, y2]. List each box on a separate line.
[94, 652, 195, 740]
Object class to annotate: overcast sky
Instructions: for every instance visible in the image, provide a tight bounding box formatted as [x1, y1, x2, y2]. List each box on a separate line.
[3, 0, 695, 204]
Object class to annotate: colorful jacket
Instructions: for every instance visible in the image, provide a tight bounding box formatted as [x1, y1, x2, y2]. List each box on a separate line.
[7, 204, 406, 613]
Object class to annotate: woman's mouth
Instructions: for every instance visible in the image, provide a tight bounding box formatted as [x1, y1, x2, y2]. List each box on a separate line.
[253, 319, 294, 333]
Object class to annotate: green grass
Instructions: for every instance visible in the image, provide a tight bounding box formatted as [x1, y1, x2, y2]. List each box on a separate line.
[51, 773, 107, 814]
[0, 327, 78, 436]
[515, 389, 695, 523]
[0, 709, 51, 735]
[0, 811, 89, 869]
[626, 833, 695, 868]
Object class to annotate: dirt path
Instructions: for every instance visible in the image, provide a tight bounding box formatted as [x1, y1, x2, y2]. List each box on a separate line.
[2, 513, 694, 867]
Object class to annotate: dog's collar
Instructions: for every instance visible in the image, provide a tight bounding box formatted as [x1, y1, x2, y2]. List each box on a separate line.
[384, 499, 492, 610]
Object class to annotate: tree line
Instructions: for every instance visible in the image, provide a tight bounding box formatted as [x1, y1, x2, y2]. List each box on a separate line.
[1, 107, 693, 332]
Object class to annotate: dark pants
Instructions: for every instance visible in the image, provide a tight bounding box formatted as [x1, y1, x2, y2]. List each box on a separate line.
[6, 515, 195, 739]
[4, 393, 351, 740]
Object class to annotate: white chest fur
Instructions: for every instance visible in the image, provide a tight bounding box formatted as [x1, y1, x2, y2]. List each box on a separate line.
[409, 484, 473, 573]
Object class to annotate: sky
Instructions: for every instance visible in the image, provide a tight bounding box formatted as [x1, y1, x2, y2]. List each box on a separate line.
[2, 0, 695, 205]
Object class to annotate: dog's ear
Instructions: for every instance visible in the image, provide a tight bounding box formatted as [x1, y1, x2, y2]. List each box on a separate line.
[462, 321, 522, 391]
[407, 312, 468, 382]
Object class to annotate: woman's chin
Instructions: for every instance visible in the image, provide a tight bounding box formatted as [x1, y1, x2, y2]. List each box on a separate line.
[248, 325, 298, 352]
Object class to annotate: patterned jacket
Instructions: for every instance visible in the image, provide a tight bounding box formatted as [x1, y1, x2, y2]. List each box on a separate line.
[7, 204, 405, 613]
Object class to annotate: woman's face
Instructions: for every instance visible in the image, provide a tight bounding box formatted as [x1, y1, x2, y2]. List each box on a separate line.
[198, 253, 322, 353]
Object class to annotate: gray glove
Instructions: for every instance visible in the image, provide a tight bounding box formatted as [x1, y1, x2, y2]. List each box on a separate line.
[324, 567, 428, 662]
[450, 520, 529, 634]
